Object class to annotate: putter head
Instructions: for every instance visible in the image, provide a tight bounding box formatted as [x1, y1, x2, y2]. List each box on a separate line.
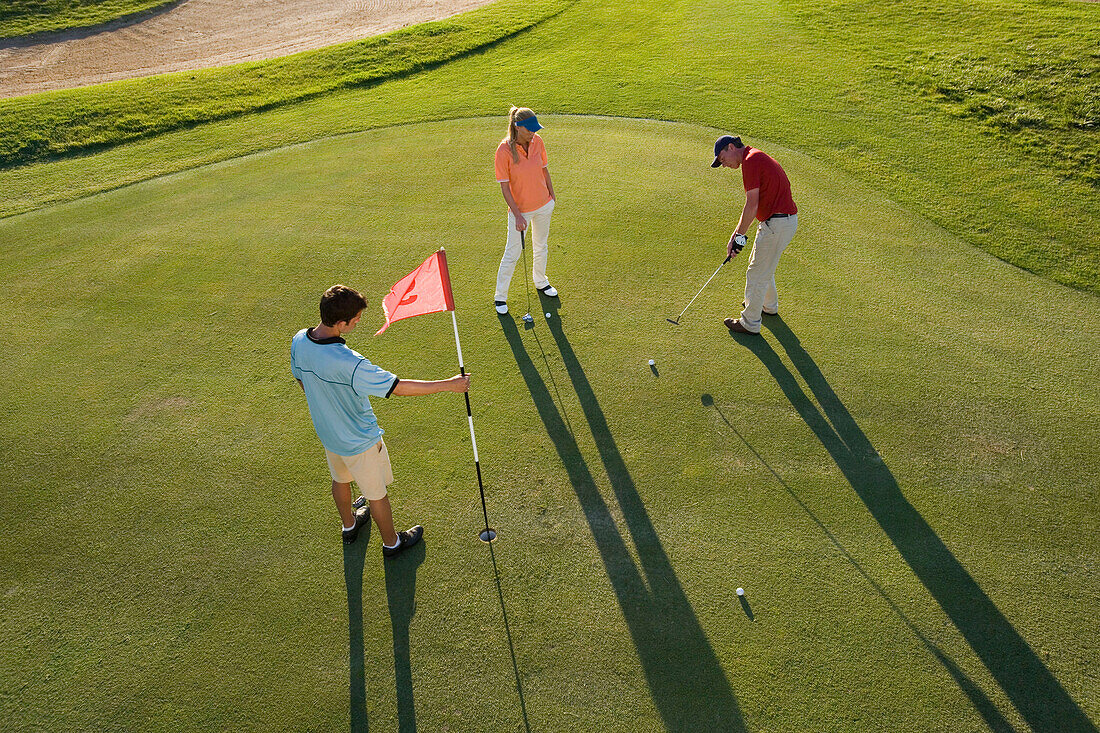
[666, 318, 679, 325]
[522, 313, 534, 323]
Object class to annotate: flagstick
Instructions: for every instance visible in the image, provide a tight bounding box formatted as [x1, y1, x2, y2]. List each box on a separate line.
[451, 309, 496, 542]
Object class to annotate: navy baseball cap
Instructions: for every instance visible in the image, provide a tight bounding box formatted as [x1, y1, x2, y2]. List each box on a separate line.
[516, 116, 543, 132]
[711, 135, 742, 167]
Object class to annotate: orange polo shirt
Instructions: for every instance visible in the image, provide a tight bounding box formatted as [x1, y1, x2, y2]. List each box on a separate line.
[494, 134, 551, 213]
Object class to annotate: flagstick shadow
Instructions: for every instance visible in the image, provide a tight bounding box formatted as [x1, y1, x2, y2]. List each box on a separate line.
[485, 537, 533, 733]
[726, 318, 1096, 732]
[701, 393, 1014, 732]
[384, 541, 425, 733]
[344, 525, 373, 733]
[499, 313, 745, 731]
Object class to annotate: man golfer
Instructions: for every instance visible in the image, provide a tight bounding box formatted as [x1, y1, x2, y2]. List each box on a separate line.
[291, 284, 470, 556]
[711, 135, 798, 334]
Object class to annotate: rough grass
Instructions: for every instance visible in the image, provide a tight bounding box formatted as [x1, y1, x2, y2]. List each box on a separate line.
[1, 117, 1096, 731]
[0, 0, 177, 38]
[0, 0, 575, 168]
[789, 0, 1100, 186]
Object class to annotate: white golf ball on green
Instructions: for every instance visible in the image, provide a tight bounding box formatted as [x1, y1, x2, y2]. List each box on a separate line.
[648, 359, 655, 366]
[545, 312, 551, 319]
[736, 587, 744, 596]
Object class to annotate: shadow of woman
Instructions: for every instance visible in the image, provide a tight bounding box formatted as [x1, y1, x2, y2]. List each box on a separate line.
[384, 541, 426, 733]
[499, 312, 745, 732]
[726, 319, 1095, 732]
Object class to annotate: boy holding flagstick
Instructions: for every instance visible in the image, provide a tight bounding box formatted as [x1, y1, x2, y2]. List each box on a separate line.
[291, 284, 470, 555]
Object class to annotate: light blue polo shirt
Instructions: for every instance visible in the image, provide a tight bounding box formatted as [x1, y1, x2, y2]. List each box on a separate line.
[290, 328, 399, 457]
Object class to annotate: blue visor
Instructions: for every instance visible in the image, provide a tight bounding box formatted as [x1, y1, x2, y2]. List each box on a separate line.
[516, 116, 543, 132]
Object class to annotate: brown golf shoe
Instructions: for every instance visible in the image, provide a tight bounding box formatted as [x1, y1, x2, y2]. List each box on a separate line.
[724, 317, 759, 334]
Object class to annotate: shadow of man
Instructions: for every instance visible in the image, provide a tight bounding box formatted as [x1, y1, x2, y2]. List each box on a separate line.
[500, 310, 745, 732]
[702, 392, 1015, 731]
[384, 541, 426, 733]
[344, 526, 372, 733]
[726, 318, 1095, 732]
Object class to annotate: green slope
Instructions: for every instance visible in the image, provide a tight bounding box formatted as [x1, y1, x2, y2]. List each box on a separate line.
[1, 117, 1096, 731]
[0, 0, 178, 38]
[1, 0, 1097, 293]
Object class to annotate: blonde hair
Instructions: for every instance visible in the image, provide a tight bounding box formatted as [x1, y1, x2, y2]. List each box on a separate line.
[506, 106, 537, 163]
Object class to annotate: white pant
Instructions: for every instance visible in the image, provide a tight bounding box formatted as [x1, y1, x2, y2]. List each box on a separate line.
[495, 198, 555, 301]
[739, 214, 798, 332]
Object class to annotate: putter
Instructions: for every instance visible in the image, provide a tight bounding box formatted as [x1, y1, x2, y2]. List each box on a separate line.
[667, 254, 732, 325]
[520, 228, 535, 323]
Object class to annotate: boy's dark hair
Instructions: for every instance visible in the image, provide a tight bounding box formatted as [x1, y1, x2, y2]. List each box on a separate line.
[320, 285, 368, 326]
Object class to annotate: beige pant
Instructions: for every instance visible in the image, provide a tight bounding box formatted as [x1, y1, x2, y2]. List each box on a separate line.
[325, 439, 393, 500]
[739, 214, 798, 333]
[495, 198, 555, 301]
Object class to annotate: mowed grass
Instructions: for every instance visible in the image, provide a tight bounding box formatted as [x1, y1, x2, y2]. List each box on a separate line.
[1, 117, 1097, 731]
[0, 0, 177, 38]
[1, 0, 1097, 293]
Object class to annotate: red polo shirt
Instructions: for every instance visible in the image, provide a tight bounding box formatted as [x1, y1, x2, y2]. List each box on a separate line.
[741, 147, 797, 222]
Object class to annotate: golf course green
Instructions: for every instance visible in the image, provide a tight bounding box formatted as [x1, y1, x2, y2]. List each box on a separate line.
[1, 0, 1097, 731]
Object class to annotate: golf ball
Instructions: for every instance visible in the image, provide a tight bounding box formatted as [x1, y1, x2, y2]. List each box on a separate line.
[545, 312, 551, 319]
[648, 359, 655, 366]
[736, 587, 744, 596]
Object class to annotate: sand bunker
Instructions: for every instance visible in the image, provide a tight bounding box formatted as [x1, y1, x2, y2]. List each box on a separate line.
[0, 0, 497, 98]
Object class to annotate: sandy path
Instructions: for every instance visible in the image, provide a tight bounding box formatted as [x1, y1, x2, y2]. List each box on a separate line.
[0, 0, 496, 98]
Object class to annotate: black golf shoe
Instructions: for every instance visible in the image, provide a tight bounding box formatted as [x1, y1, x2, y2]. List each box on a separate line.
[382, 525, 424, 558]
[342, 504, 371, 544]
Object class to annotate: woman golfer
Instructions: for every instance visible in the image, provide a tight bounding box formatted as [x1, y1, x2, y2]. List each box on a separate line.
[493, 106, 558, 314]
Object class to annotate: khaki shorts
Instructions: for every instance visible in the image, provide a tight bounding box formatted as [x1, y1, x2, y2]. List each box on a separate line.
[325, 439, 393, 500]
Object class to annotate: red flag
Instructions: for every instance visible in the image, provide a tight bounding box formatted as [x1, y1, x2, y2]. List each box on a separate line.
[375, 249, 455, 334]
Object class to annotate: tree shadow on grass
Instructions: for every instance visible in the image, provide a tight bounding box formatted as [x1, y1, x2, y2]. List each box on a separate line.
[500, 311, 745, 731]
[384, 540, 426, 733]
[344, 525, 373, 733]
[725, 318, 1096, 733]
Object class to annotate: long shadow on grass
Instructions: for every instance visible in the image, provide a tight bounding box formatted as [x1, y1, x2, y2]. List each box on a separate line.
[344, 525, 373, 733]
[384, 541, 426, 733]
[500, 312, 744, 731]
[701, 393, 1015, 732]
[485, 538, 532, 732]
[728, 318, 1095, 733]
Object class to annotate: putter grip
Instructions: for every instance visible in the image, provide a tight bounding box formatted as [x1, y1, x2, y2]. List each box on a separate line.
[723, 254, 733, 263]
